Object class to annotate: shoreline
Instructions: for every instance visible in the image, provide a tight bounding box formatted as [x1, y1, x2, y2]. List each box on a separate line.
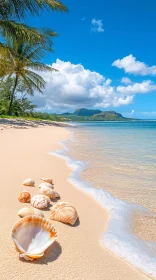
[0, 125, 152, 280]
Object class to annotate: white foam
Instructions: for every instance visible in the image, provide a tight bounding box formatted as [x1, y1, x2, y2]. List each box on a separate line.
[50, 142, 156, 279]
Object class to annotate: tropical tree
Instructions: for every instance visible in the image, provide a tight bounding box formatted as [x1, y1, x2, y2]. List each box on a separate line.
[0, 77, 36, 115]
[0, 37, 56, 115]
[0, 0, 67, 43]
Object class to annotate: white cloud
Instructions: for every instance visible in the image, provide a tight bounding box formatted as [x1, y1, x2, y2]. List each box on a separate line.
[112, 54, 156, 76]
[121, 77, 132, 84]
[91, 18, 104, 33]
[131, 109, 135, 115]
[31, 59, 156, 113]
[81, 17, 86, 21]
[117, 80, 156, 95]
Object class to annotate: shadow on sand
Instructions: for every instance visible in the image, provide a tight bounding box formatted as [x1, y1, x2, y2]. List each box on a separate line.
[19, 241, 62, 265]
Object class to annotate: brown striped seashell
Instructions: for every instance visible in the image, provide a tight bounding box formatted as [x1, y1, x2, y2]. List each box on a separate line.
[23, 178, 35, 186]
[31, 194, 51, 209]
[18, 192, 31, 203]
[11, 216, 57, 261]
[50, 202, 78, 225]
[41, 178, 53, 184]
[18, 207, 44, 218]
[39, 182, 54, 189]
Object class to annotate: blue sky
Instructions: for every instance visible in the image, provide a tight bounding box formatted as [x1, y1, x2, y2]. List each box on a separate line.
[27, 0, 156, 118]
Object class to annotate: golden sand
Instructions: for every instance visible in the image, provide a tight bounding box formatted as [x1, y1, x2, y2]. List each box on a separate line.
[0, 124, 151, 280]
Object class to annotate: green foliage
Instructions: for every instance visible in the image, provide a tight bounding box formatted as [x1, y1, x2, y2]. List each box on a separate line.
[0, 1, 67, 43]
[0, 77, 36, 115]
[59, 108, 133, 121]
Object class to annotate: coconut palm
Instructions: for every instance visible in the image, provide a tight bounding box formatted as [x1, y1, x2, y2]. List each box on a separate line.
[0, 0, 67, 42]
[0, 37, 56, 115]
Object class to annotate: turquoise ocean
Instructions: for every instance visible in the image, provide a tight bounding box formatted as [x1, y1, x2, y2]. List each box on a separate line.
[53, 121, 156, 279]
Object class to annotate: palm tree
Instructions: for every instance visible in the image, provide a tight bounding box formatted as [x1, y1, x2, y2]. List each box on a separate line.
[0, 37, 56, 115]
[0, 0, 67, 43]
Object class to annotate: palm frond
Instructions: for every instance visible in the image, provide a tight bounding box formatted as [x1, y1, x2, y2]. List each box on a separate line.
[0, 20, 43, 42]
[0, 0, 67, 19]
[27, 62, 57, 72]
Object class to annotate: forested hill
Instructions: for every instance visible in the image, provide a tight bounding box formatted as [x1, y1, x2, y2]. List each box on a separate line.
[60, 108, 135, 121]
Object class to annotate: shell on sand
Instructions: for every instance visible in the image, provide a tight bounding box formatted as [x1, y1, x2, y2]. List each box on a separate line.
[50, 202, 78, 225]
[39, 186, 56, 199]
[18, 192, 31, 203]
[39, 182, 54, 189]
[31, 194, 51, 209]
[11, 216, 57, 261]
[18, 207, 44, 218]
[54, 192, 60, 199]
[41, 178, 53, 185]
[23, 178, 35, 187]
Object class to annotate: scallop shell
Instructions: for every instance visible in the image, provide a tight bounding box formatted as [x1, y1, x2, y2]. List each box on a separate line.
[50, 202, 78, 225]
[31, 194, 51, 209]
[18, 207, 44, 218]
[41, 178, 53, 184]
[23, 178, 35, 186]
[18, 192, 31, 203]
[39, 186, 56, 199]
[39, 182, 54, 189]
[11, 216, 57, 261]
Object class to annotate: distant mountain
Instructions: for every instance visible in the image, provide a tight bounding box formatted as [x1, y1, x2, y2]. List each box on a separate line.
[60, 108, 134, 121]
[73, 108, 102, 116]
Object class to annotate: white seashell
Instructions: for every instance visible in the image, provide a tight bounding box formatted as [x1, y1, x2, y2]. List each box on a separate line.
[11, 216, 57, 261]
[18, 207, 44, 218]
[41, 178, 53, 184]
[31, 194, 51, 209]
[39, 182, 54, 189]
[23, 178, 35, 186]
[39, 186, 56, 199]
[50, 202, 78, 225]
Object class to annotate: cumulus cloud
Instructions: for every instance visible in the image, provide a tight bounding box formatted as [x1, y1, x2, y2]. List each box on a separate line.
[31, 59, 156, 113]
[117, 80, 156, 95]
[121, 77, 132, 84]
[112, 54, 156, 76]
[91, 18, 104, 33]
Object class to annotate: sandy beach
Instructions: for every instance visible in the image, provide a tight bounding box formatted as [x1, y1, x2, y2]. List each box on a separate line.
[0, 122, 151, 280]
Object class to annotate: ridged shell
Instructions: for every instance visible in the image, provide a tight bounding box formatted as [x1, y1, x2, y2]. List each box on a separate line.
[11, 216, 57, 261]
[39, 186, 56, 199]
[50, 202, 78, 225]
[31, 194, 51, 209]
[23, 178, 35, 186]
[18, 192, 31, 203]
[18, 207, 44, 218]
[41, 178, 53, 184]
[39, 182, 54, 189]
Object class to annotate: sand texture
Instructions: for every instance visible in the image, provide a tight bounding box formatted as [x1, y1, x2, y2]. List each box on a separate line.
[0, 126, 151, 280]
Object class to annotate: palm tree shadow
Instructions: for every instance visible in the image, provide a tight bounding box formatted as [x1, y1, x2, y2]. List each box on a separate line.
[19, 241, 62, 264]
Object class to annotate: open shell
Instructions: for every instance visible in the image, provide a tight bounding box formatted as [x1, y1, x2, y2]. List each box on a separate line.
[41, 178, 53, 184]
[39, 186, 59, 199]
[39, 182, 54, 189]
[50, 202, 78, 225]
[23, 178, 35, 186]
[11, 216, 57, 261]
[18, 192, 31, 203]
[18, 207, 44, 218]
[31, 194, 51, 209]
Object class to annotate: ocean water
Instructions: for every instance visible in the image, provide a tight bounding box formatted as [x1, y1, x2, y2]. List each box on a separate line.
[52, 121, 156, 279]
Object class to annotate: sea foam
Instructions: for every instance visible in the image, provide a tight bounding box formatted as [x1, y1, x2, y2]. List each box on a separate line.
[50, 141, 156, 279]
